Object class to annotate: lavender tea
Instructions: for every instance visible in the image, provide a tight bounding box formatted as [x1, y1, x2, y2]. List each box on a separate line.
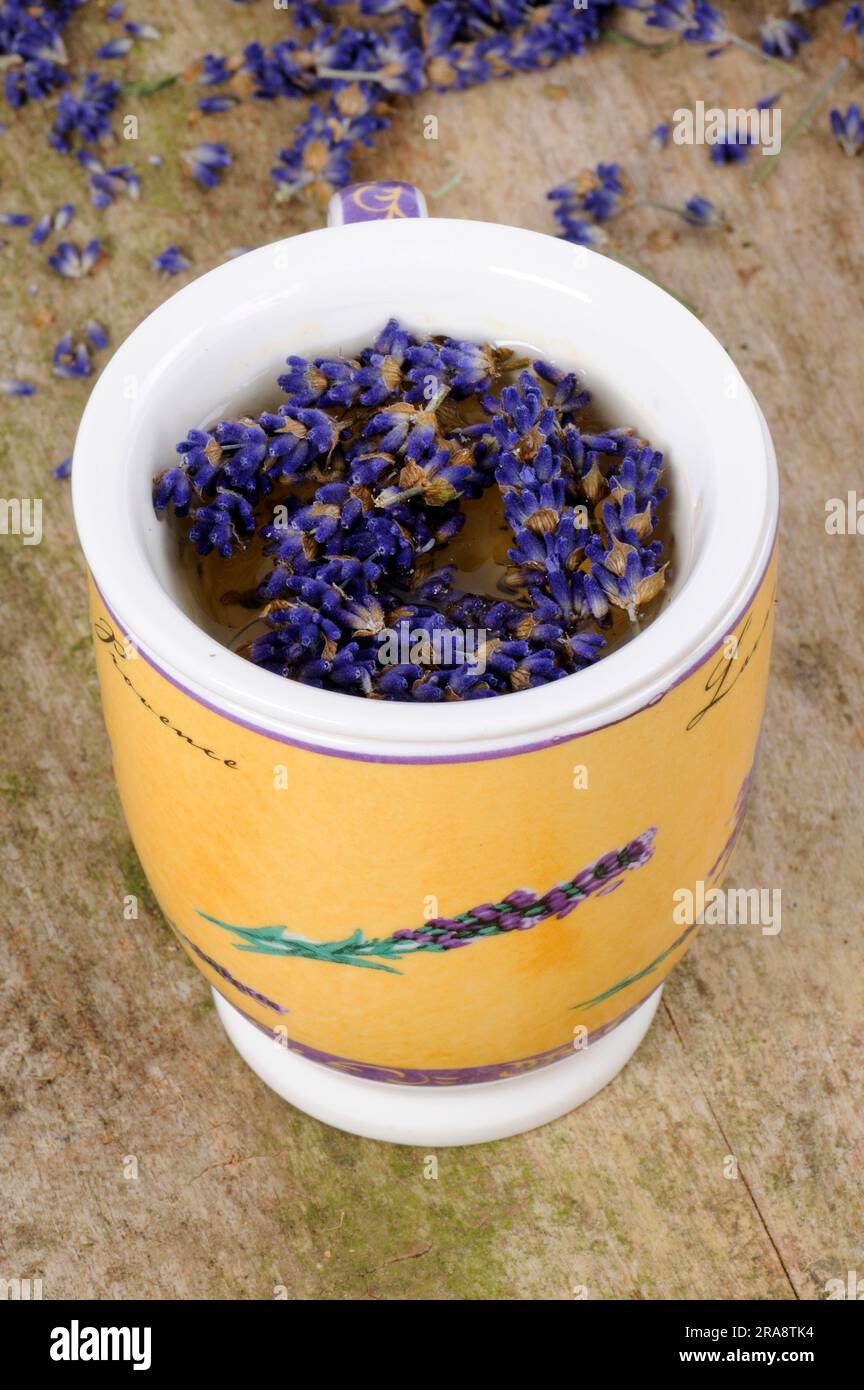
[154, 320, 671, 701]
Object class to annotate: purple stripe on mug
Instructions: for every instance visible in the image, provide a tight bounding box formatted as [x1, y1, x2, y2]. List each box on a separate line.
[202, 969, 665, 1087]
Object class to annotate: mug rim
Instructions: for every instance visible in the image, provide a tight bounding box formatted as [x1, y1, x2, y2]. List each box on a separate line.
[72, 217, 779, 761]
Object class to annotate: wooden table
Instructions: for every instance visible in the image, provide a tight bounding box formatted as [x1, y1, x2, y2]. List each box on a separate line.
[1, 2, 862, 1300]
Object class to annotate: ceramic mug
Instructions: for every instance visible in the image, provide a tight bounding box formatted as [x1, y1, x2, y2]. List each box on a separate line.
[73, 181, 778, 1145]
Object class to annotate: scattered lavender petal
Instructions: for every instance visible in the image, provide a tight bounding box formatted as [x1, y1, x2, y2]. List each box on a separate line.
[96, 38, 134, 59]
[85, 319, 110, 350]
[151, 244, 191, 275]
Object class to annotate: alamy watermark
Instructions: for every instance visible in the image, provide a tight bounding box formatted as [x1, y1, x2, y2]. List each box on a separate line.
[825, 491, 864, 534]
[824, 1270, 864, 1300]
[378, 625, 489, 673]
[673, 881, 781, 936]
[0, 1276, 43, 1299]
[0, 497, 42, 545]
[672, 101, 781, 156]
[49, 1321, 151, 1371]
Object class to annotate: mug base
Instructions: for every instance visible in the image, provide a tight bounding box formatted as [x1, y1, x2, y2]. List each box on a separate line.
[211, 986, 663, 1146]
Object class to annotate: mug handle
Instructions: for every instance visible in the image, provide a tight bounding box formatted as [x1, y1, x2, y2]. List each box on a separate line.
[327, 180, 428, 227]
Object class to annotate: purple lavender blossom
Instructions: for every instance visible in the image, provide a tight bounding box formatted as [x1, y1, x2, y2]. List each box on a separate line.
[843, 4, 864, 59]
[182, 141, 232, 189]
[830, 103, 864, 156]
[198, 95, 236, 113]
[78, 150, 140, 207]
[710, 130, 754, 164]
[95, 37, 133, 59]
[683, 195, 725, 227]
[85, 319, 109, 350]
[1, 0, 82, 111]
[645, 0, 722, 43]
[52, 332, 92, 379]
[50, 73, 120, 153]
[124, 21, 161, 41]
[198, 53, 232, 85]
[47, 239, 102, 277]
[154, 319, 668, 701]
[30, 212, 54, 245]
[1, 378, 37, 397]
[759, 17, 810, 59]
[151, 245, 191, 275]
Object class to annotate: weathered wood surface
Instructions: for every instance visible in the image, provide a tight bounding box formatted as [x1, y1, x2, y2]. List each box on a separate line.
[1, 3, 862, 1300]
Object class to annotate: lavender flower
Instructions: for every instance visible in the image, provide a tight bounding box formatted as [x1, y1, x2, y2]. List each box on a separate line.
[710, 130, 754, 164]
[151, 245, 191, 275]
[182, 142, 232, 189]
[548, 162, 631, 226]
[188, 490, 256, 557]
[759, 17, 810, 59]
[261, 2, 610, 197]
[50, 73, 120, 153]
[683, 1, 729, 47]
[272, 93, 387, 200]
[1, 378, 37, 397]
[52, 332, 92, 379]
[30, 213, 54, 245]
[645, 0, 727, 46]
[197, 53, 232, 85]
[0, 212, 30, 227]
[85, 319, 109, 350]
[124, 21, 161, 41]
[683, 195, 725, 226]
[843, 4, 864, 57]
[96, 37, 133, 59]
[154, 321, 669, 699]
[643, 0, 695, 33]
[198, 95, 236, 113]
[1, 0, 81, 111]
[52, 457, 73, 479]
[48, 239, 102, 277]
[830, 103, 864, 155]
[78, 151, 140, 207]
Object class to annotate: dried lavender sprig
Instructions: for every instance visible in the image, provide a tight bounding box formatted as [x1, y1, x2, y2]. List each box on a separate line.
[154, 322, 669, 701]
[49, 72, 121, 152]
[751, 57, 850, 185]
[641, 0, 805, 79]
[266, 2, 612, 200]
[482, 369, 667, 643]
[1, 0, 82, 111]
[547, 165, 707, 315]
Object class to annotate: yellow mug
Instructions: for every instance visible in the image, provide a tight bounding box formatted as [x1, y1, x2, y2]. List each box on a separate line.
[73, 183, 778, 1144]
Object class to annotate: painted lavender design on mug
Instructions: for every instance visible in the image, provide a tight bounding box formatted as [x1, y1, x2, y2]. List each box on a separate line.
[198, 828, 658, 975]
